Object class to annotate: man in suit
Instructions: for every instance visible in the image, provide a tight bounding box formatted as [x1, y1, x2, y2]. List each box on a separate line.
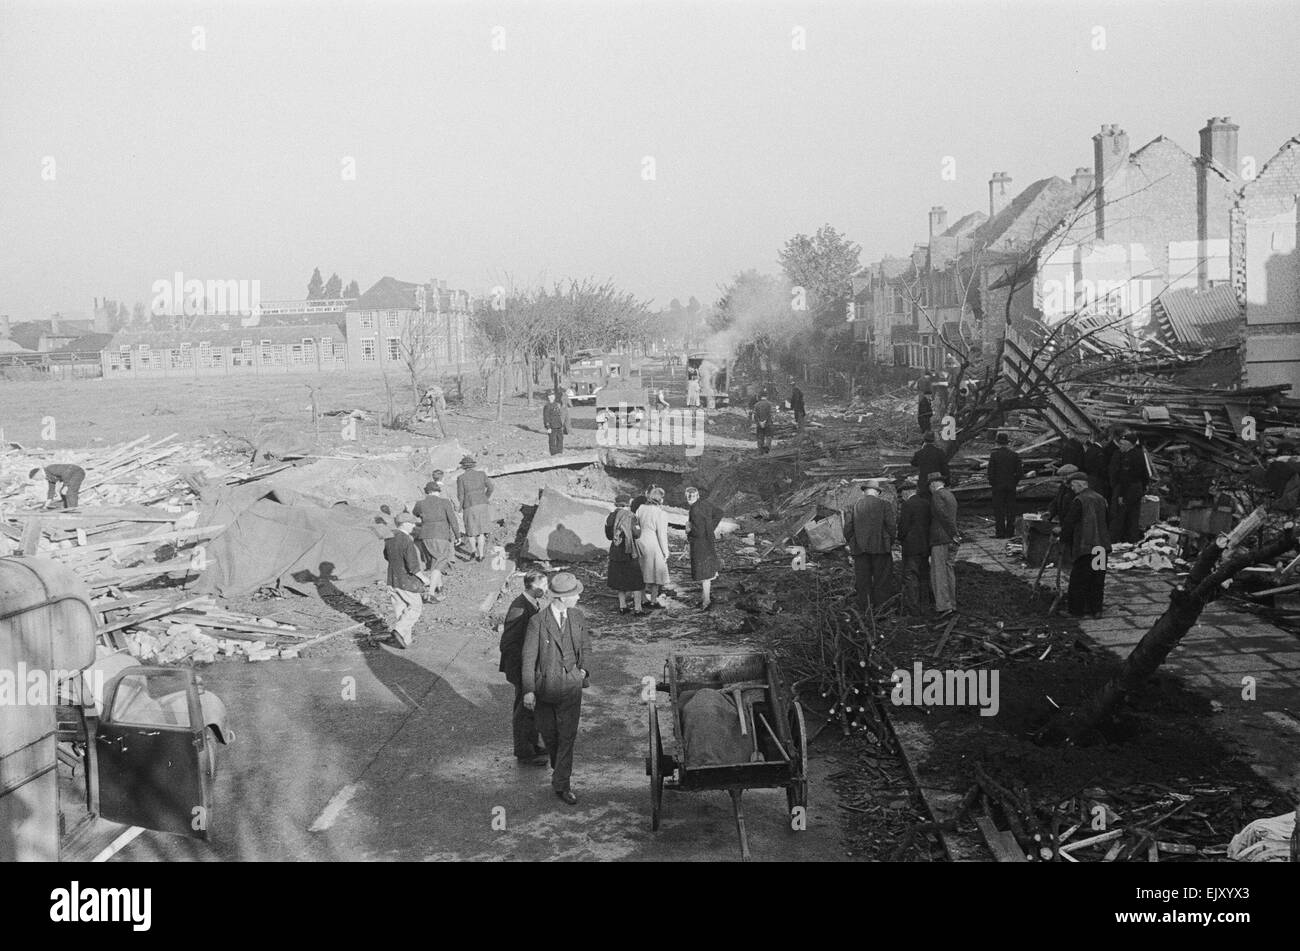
[917, 391, 933, 434]
[499, 570, 550, 765]
[987, 431, 1023, 538]
[1108, 434, 1150, 544]
[543, 390, 568, 455]
[928, 473, 961, 618]
[911, 430, 950, 490]
[1059, 428, 1087, 471]
[383, 512, 426, 649]
[1062, 473, 1110, 617]
[753, 391, 774, 453]
[522, 572, 590, 805]
[1098, 425, 1126, 504]
[897, 486, 932, 616]
[789, 382, 806, 433]
[843, 479, 897, 614]
[1046, 464, 1080, 523]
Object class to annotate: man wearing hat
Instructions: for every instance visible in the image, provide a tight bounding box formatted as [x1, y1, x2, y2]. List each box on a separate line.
[1107, 432, 1151, 544]
[1061, 472, 1110, 617]
[1059, 427, 1087, 471]
[843, 478, 897, 614]
[456, 456, 495, 562]
[412, 474, 461, 600]
[911, 430, 950, 490]
[500, 570, 551, 765]
[384, 512, 427, 648]
[522, 572, 590, 805]
[753, 391, 774, 453]
[987, 432, 1023, 539]
[1046, 464, 1080, 523]
[927, 472, 960, 618]
[543, 390, 569, 456]
[897, 485, 932, 616]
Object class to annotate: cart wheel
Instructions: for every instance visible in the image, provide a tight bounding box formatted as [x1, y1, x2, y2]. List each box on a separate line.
[786, 701, 809, 819]
[648, 706, 664, 831]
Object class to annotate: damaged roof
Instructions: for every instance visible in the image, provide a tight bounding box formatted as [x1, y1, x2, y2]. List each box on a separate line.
[1152, 285, 1241, 349]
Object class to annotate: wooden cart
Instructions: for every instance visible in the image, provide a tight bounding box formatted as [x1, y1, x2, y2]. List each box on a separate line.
[645, 651, 808, 861]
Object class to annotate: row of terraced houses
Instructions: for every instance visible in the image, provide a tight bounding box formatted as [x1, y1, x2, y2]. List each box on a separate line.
[851, 118, 1300, 389]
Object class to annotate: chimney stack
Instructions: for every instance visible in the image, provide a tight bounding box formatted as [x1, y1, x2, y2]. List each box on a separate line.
[49, 314, 60, 336]
[1092, 124, 1129, 239]
[1071, 167, 1095, 193]
[1199, 116, 1239, 174]
[928, 205, 948, 240]
[989, 172, 1013, 218]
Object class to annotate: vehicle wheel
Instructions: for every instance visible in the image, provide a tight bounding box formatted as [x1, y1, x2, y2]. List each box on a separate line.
[205, 728, 220, 781]
[786, 702, 808, 819]
[648, 707, 664, 831]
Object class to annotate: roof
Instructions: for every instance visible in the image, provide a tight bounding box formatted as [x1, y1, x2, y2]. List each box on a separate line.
[942, 211, 987, 238]
[970, 177, 1082, 251]
[5, 319, 94, 350]
[51, 332, 115, 354]
[0, 337, 31, 353]
[1152, 285, 1241, 349]
[351, 276, 426, 311]
[107, 324, 344, 349]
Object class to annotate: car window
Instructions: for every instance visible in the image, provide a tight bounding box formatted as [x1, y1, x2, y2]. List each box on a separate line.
[109, 671, 192, 727]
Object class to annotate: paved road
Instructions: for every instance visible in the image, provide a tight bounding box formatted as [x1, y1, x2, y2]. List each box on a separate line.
[104, 562, 847, 862]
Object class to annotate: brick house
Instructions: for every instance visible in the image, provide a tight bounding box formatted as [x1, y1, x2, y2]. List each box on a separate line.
[343, 276, 474, 372]
[103, 324, 347, 377]
[1234, 136, 1300, 386]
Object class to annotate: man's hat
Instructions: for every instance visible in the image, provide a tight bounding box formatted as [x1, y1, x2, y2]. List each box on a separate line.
[1055, 464, 1080, 478]
[424, 481, 441, 493]
[927, 472, 946, 484]
[460, 455, 477, 468]
[396, 511, 417, 526]
[549, 571, 583, 596]
[862, 478, 885, 489]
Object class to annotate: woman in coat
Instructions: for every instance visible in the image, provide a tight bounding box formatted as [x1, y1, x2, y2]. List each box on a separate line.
[684, 486, 722, 610]
[456, 455, 494, 562]
[634, 486, 671, 608]
[605, 494, 646, 614]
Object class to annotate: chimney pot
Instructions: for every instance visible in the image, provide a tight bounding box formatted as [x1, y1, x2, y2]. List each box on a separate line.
[1199, 115, 1239, 174]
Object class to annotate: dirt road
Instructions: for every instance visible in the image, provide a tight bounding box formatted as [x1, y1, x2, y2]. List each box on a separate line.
[105, 557, 847, 862]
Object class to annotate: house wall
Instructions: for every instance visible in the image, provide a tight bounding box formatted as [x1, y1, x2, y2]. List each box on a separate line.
[1235, 141, 1300, 388]
[344, 309, 473, 372]
[102, 338, 347, 377]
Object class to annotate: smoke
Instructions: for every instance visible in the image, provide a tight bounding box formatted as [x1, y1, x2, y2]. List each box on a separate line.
[702, 270, 808, 361]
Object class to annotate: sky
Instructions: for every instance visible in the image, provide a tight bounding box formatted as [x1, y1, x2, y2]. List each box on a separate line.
[2, 0, 1298, 319]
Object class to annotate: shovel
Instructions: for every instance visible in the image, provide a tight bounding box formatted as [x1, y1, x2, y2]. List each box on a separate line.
[1048, 558, 1065, 615]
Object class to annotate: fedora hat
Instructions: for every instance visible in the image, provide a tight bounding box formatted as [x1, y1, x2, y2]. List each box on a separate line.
[549, 571, 583, 596]
[460, 455, 477, 468]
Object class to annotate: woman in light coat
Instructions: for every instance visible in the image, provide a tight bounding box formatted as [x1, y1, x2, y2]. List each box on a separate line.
[634, 486, 671, 608]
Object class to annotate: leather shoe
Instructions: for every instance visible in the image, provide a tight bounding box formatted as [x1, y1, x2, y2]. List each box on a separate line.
[555, 789, 578, 805]
[516, 753, 549, 766]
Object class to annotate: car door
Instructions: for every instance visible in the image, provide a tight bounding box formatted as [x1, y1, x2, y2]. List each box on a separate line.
[94, 666, 212, 840]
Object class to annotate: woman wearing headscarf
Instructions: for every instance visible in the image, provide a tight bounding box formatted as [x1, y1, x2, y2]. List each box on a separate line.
[605, 494, 646, 614]
[634, 486, 671, 608]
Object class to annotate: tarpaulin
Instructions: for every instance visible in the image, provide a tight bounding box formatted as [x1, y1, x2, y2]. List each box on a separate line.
[195, 484, 389, 597]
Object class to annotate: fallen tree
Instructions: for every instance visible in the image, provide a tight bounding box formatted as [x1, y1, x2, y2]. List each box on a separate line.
[1037, 519, 1298, 746]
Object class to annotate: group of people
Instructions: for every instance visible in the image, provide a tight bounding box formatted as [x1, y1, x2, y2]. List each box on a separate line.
[1055, 425, 1153, 545]
[844, 470, 962, 620]
[747, 381, 807, 453]
[605, 485, 724, 612]
[382, 455, 496, 648]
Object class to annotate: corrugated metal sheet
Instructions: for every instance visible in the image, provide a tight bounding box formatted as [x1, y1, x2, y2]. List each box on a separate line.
[1153, 285, 1240, 348]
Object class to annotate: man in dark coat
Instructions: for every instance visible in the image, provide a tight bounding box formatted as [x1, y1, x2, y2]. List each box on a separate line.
[1062, 473, 1110, 617]
[1059, 428, 1086, 471]
[522, 572, 590, 805]
[1107, 435, 1150, 544]
[543, 391, 568, 455]
[911, 430, 950, 489]
[499, 570, 550, 764]
[685, 486, 723, 610]
[1046, 465, 1080, 523]
[1098, 426, 1125, 504]
[843, 479, 897, 614]
[789, 383, 806, 433]
[1082, 430, 1109, 498]
[31, 463, 85, 509]
[411, 477, 460, 599]
[383, 513, 426, 649]
[897, 487, 932, 616]
[987, 432, 1023, 538]
[917, 391, 933, 434]
[753, 392, 774, 453]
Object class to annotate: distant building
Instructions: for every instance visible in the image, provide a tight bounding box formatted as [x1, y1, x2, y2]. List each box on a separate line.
[103, 324, 347, 377]
[1, 316, 95, 352]
[343, 276, 474, 372]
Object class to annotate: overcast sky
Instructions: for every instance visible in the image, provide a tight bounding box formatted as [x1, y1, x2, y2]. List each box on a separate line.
[2, 0, 1298, 319]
